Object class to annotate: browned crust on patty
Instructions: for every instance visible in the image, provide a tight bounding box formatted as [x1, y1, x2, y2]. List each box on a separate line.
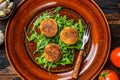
[40, 18, 58, 37]
[60, 27, 78, 45]
[44, 43, 62, 62]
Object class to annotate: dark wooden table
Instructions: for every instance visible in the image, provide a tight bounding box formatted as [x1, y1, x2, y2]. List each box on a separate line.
[0, 0, 120, 80]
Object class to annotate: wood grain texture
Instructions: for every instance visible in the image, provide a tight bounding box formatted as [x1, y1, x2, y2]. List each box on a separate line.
[72, 50, 83, 79]
[95, 0, 120, 9]
[0, 0, 120, 80]
[95, 0, 120, 78]
[0, 1, 21, 80]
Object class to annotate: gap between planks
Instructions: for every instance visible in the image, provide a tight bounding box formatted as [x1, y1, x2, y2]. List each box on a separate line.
[0, 66, 17, 76]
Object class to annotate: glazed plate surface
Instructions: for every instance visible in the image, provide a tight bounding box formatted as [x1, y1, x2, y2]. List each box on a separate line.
[5, 0, 110, 80]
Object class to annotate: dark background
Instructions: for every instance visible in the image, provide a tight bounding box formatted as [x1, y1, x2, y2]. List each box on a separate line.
[0, 0, 120, 79]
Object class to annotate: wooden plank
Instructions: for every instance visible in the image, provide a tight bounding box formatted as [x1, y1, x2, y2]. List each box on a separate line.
[110, 24, 120, 37]
[0, 77, 18, 80]
[106, 13, 120, 24]
[99, 7, 120, 21]
[0, 66, 20, 80]
[104, 58, 120, 77]
[108, 20, 120, 24]
[0, 76, 21, 79]
[95, 0, 120, 9]
[110, 24, 120, 49]
[103, 9, 120, 15]
[0, 0, 23, 79]
[0, 50, 9, 70]
[0, 66, 17, 75]
[105, 13, 120, 20]
[0, 44, 5, 52]
[103, 9, 120, 24]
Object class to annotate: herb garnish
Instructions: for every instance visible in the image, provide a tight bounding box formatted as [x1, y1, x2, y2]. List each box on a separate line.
[26, 7, 84, 71]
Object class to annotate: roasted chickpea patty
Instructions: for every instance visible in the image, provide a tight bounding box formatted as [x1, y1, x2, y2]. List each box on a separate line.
[60, 27, 78, 45]
[44, 43, 62, 62]
[40, 18, 57, 37]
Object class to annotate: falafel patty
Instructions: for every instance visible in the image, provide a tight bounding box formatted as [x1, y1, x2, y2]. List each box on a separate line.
[44, 43, 62, 62]
[40, 18, 58, 37]
[60, 27, 78, 45]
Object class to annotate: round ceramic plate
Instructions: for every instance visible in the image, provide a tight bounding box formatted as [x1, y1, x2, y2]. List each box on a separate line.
[5, 0, 110, 80]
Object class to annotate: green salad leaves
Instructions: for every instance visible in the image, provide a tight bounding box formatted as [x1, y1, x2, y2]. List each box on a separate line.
[27, 7, 84, 71]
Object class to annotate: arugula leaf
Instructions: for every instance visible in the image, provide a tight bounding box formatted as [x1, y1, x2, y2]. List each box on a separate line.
[27, 6, 84, 70]
[33, 11, 50, 27]
[53, 6, 62, 14]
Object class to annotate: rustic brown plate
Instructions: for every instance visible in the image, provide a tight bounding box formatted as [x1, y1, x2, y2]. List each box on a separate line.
[5, 0, 110, 80]
[25, 7, 89, 73]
